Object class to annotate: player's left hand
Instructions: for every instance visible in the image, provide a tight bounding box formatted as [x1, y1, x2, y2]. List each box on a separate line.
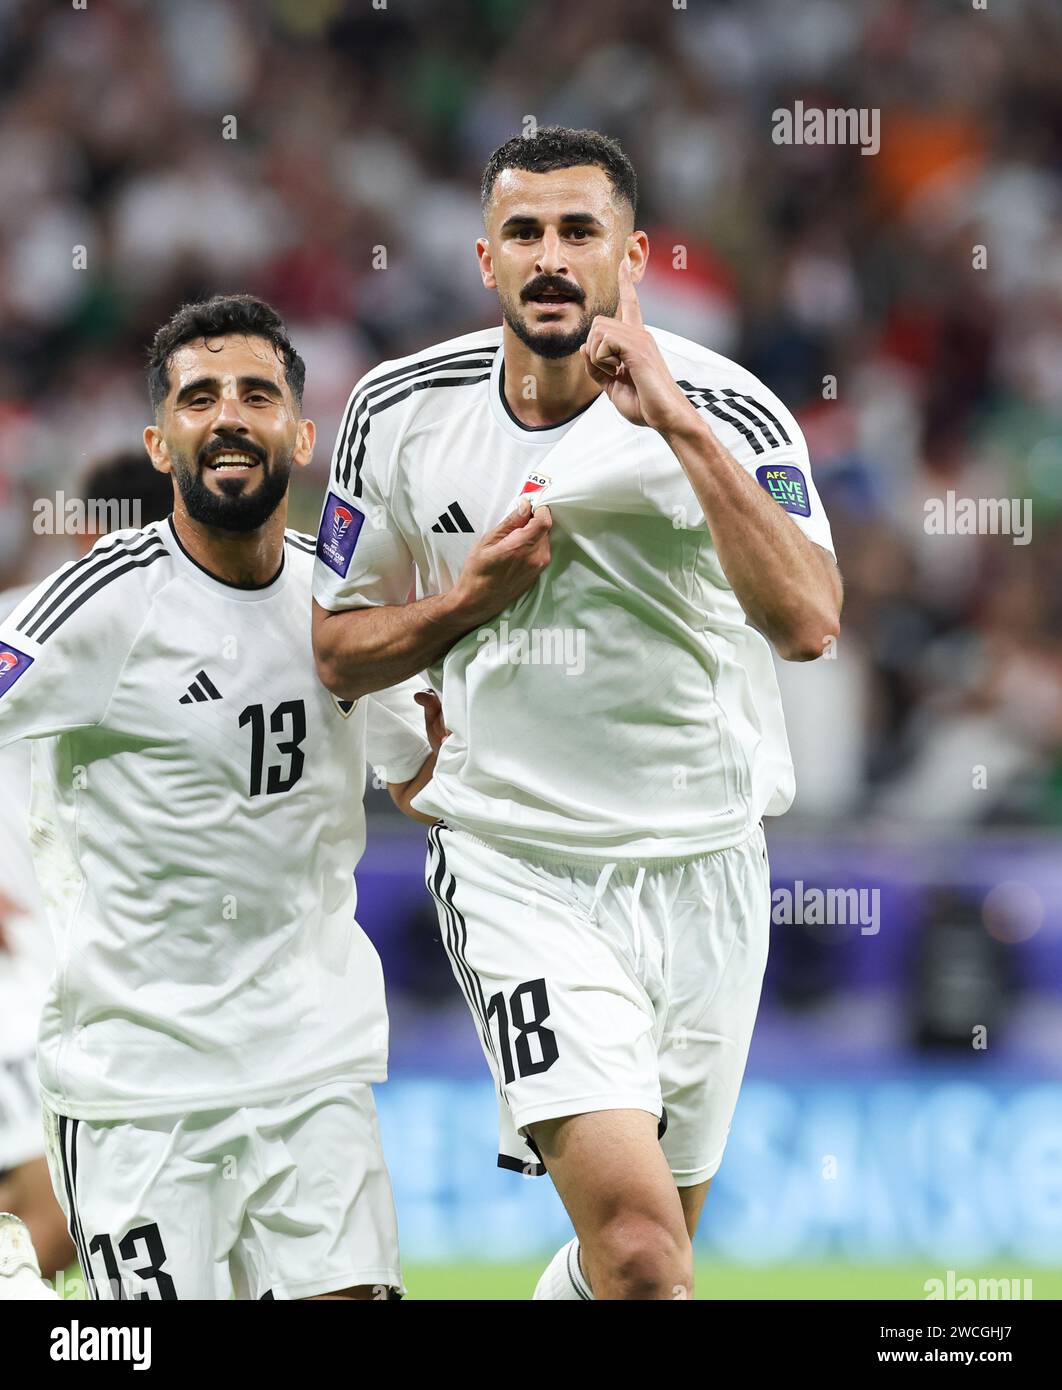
[581, 258, 700, 434]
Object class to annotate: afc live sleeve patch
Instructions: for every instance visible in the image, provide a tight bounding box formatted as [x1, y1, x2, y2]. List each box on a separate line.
[756, 464, 811, 517]
[316, 492, 366, 577]
[0, 643, 33, 697]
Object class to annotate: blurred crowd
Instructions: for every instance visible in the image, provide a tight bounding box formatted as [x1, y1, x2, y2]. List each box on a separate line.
[1, 0, 1060, 825]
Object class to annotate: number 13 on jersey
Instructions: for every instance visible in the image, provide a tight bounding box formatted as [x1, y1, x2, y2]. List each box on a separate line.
[238, 699, 307, 797]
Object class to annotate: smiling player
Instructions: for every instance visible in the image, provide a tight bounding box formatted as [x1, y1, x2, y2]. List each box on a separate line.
[0, 295, 436, 1300]
[312, 128, 842, 1300]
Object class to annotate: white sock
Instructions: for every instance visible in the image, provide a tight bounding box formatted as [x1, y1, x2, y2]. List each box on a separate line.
[532, 1237, 594, 1300]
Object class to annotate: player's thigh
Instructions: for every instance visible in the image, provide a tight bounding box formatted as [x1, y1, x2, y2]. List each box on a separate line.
[238, 1081, 401, 1302]
[658, 826, 771, 1190]
[529, 1108, 691, 1286]
[425, 827, 661, 1131]
[0, 1151, 76, 1275]
[41, 1105, 233, 1300]
[531, 1108, 684, 1229]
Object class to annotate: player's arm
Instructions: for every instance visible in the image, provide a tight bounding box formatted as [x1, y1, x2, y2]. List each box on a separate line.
[313, 584, 477, 705]
[313, 500, 552, 700]
[583, 261, 841, 662]
[312, 401, 554, 705]
[657, 423, 840, 661]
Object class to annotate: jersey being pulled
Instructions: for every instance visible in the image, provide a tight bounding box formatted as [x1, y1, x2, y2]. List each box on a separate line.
[0, 520, 430, 1119]
[313, 325, 835, 861]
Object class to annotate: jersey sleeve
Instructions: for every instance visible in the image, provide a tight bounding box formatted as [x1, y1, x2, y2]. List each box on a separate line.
[0, 558, 139, 749]
[364, 676, 431, 785]
[652, 365, 835, 556]
[312, 372, 417, 613]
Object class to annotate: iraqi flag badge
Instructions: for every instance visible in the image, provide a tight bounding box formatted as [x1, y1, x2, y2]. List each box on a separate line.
[519, 471, 551, 509]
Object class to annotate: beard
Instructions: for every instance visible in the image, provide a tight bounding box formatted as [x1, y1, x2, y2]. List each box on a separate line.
[171, 435, 293, 533]
[499, 278, 619, 361]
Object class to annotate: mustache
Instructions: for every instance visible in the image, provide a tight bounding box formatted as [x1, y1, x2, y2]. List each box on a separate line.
[521, 274, 585, 304]
[198, 433, 268, 468]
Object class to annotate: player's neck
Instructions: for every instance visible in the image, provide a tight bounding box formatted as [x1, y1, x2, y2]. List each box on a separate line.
[501, 329, 601, 428]
[170, 503, 288, 588]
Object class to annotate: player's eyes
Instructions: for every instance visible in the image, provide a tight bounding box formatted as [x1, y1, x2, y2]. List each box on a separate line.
[568, 228, 589, 239]
[246, 394, 271, 404]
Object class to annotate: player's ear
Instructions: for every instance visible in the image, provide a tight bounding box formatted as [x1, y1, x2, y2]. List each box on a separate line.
[143, 425, 172, 475]
[293, 418, 316, 470]
[625, 230, 649, 286]
[476, 237, 496, 290]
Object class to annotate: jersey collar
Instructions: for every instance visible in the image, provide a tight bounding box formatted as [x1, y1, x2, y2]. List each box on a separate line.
[165, 517, 288, 601]
[489, 346, 598, 446]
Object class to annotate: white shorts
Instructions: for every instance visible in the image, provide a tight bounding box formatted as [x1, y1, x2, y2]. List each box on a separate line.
[425, 822, 770, 1187]
[0, 1051, 43, 1173]
[42, 1079, 402, 1300]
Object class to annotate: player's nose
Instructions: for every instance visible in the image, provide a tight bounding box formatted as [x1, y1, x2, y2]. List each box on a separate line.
[535, 227, 567, 276]
[212, 396, 251, 430]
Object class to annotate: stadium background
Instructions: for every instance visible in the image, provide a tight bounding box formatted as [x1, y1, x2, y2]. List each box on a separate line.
[2, 0, 1061, 1298]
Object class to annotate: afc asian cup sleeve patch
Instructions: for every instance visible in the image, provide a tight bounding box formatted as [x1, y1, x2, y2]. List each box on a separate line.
[316, 492, 366, 577]
[755, 463, 811, 517]
[0, 644, 33, 698]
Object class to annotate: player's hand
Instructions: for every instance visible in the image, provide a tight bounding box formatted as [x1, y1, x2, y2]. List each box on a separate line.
[581, 258, 699, 435]
[451, 497, 552, 627]
[414, 690, 450, 754]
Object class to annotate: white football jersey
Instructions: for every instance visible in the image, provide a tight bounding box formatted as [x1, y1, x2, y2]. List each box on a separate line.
[313, 325, 835, 861]
[0, 520, 430, 1119]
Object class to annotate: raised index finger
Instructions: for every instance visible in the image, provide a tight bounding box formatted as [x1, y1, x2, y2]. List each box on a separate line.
[617, 256, 644, 327]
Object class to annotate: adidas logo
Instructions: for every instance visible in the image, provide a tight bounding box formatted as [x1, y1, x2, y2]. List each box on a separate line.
[431, 501, 474, 534]
[179, 670, 223, 705]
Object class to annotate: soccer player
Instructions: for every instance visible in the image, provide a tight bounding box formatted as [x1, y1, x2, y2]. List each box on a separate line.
[0, 453, 173, 1292]
[311, 128, 842, 1300]
[0, 295, 437, 1300]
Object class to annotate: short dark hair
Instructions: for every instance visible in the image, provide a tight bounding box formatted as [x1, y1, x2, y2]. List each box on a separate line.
[147, 294, 306, 415]
[481, 126, 637, 220]
[81, 449, 173, 526]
